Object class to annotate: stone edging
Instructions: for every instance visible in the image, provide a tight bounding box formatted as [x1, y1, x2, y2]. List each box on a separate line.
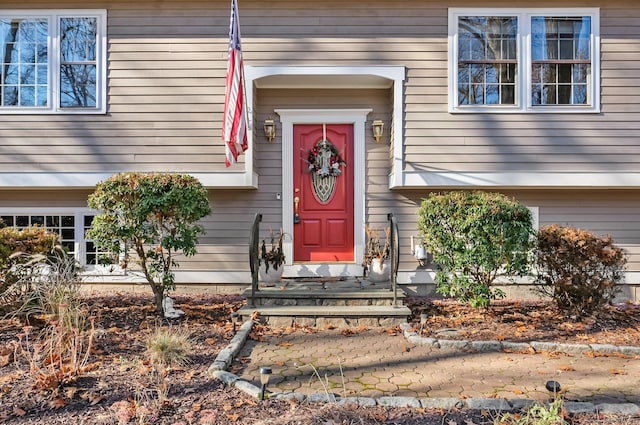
[207, 320, 640, 415]
[399, 323, 640, 356]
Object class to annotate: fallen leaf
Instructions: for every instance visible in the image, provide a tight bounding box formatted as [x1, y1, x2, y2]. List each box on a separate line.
[608, 368, 627, 375]
[64, 387, 78, 399]
[0, 353, 11, 367]
[192, 402, 202, 412]
[278, 342, 293, 348]
[558, 365, 576, 371]
[48, 397, 68, 410]
[222, 403, 233, 412]
[81, 391, 104, 405]
[225, 413, 241, 421]
[13, 406, 26, 417]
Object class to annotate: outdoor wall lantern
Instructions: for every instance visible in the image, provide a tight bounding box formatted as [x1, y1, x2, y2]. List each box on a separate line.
[263, 119, 276, 142]
[372, 119, 384, 143]
[259, 366, 272, 400]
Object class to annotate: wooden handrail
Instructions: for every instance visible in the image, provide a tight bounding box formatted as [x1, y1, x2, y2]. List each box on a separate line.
[387, 213, 399, 306]
[249, 213, 262, 307]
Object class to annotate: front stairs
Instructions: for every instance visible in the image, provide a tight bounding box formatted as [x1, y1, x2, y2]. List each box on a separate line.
[243, 212, 409, 327]
[237, 276, 411, 328]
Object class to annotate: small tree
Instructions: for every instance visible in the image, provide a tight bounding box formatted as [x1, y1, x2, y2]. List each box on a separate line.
[534, 225, 627, 317]
[417, 191, 534, 307]
[87, 173, 211, 314]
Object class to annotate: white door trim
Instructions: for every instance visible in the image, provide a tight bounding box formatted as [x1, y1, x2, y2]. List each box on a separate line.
[275, 109, 371, 275]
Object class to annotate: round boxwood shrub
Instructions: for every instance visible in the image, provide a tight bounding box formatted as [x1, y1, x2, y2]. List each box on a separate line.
[418, 191, 534, 307]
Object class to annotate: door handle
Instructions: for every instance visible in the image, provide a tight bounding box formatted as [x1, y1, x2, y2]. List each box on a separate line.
[293, 196, 300, 224]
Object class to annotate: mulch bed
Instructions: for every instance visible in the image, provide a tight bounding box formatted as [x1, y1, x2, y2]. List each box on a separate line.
[0, 293, 639, 424]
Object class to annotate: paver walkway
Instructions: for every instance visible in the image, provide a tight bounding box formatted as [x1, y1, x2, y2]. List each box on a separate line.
[234, 328, 640, 404]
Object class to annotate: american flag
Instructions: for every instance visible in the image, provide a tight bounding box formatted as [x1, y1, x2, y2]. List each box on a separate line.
[222, 0, 248, 167]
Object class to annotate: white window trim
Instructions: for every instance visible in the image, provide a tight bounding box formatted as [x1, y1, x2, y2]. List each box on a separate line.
[0, 9, 107, 114]
[448, 7, 600, 114]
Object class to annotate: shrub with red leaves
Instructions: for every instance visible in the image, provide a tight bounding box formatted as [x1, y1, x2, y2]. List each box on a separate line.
[534, 224, 627, 317]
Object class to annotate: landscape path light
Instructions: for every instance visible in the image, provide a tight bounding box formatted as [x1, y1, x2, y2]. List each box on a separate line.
[259, 366, 272, 400]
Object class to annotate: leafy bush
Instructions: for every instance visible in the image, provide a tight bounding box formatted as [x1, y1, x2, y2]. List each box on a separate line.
[87, 172, 211, 314]
[417, 191, 534, 307]
[0, 226, 61, 312]
[534, 224, 627, 317]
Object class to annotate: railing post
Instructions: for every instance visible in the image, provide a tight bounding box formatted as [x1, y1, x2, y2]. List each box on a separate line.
[387, 213, 400, 306]
[249, 213, 262, 307]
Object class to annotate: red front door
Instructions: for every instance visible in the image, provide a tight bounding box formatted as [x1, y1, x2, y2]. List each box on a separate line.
[293, 124, 354, 262]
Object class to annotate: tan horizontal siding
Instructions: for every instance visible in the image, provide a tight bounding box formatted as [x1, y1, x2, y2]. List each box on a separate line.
[2, 0, 639, 174]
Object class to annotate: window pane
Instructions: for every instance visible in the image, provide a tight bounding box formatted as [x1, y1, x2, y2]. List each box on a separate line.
[503, 63, 516, 84]
[558, 85, 571, 104]
[486, 85, 500, 104]
[0, 18, 48, 108]
[46, 215, 60, 227]
[531, 16, 592, 107]
[61, 216, 74, 227]
[501, 85, 515, 104]
[542, 85, 556, 104]
[60, 17, 98, 109]
[20, 86, 36, 106]
[16, 215, 28, 227]
[31, 215, 45, 226]
[558, 64, 572, 83]
[1, 216, 14, 226]
[457, 16, 517, 106]
[574, 64, 588, 84]
[60, 18, 97, 62]
[573, 84, 587, 104]
[60, 64, 96, 107]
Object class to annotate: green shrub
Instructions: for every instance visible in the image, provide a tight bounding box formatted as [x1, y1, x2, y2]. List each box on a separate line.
[534, 224, 626, 317]
[417, 191, 534, 307]
[87, 172, 211, 314]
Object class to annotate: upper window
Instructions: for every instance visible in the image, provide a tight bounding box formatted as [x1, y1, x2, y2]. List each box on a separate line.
[449, 8, 599, 113]
[0, 10, 106, 114]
